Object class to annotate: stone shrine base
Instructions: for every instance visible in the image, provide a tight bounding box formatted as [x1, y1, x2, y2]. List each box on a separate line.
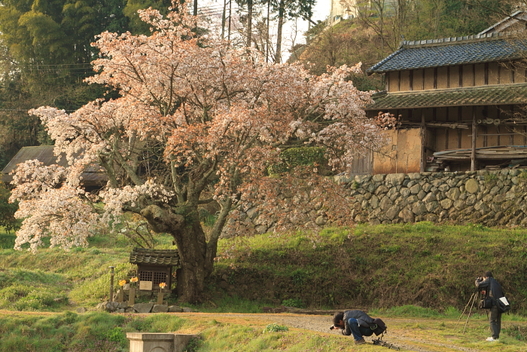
[127, 333, 197, 352]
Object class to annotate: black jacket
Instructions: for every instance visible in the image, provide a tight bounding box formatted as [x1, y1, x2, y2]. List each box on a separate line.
[476, 277, 504, 300]
[342, 310, 375, 336]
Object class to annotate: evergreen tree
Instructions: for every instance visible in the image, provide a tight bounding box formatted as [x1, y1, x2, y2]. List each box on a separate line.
[0, 0, 170, 169]
[267, 0, 315, 63]
[124, 0, 173, 34]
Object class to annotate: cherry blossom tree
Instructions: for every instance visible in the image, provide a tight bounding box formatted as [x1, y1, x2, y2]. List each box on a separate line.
[10, 1, 392, 303]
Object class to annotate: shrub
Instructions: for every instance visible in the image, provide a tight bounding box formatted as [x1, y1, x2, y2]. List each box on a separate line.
[268, 147, 328, 175]
[263, 323, 289, 333]
[281, 298, 305, 308]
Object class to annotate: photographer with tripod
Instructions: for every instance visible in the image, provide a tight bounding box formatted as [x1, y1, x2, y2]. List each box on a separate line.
[475, 271, 505, 342]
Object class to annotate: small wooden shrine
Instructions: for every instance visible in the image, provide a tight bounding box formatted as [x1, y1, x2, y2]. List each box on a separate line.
[129, 248, 180, 291]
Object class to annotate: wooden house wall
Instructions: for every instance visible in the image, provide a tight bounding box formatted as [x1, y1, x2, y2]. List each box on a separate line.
[474, 64, 485, 85]
[395, 106, 527, 152]
[424, 68, 435, 90]
[450, 67, 461, 88]
[400, 70, 411, 91]
[388, 71, 399, 91]
[460, 65, 476, 87]
[413, 69, 424, 90]
[437, 67, 448, 88]
[385, 63, 522, 92]
[350, 149, 373, 175]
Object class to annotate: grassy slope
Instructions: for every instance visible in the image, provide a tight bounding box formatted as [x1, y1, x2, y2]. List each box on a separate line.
[1, 222, 526, 312]
[208, 223, 527, 313]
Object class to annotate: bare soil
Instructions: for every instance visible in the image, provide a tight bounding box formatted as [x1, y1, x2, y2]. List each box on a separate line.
[174, 312, 492, 352]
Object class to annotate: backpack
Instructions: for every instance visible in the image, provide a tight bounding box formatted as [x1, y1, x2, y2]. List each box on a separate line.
[496, 297, 510, 313]
[371, 318, 387, 335]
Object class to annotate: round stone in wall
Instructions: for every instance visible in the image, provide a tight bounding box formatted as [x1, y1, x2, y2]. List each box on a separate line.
[465, 179, 479, 194]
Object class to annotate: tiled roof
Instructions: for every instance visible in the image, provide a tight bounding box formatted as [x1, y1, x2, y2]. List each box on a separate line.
[129, 248, 180, 266]
[366, 83, 527, 110]
[1, 145, 107, 185]
[367, 34, 527, 74]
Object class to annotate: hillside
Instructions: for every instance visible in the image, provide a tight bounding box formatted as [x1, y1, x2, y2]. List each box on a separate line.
[295, 3, 509, 82]
[206, 223, 527, 313]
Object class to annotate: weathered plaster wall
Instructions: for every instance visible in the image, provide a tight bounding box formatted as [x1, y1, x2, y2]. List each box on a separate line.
[373, 129, 422, 174]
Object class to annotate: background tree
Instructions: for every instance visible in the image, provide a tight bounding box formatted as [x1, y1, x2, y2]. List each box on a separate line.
[0, 181, 19, 233]
[353, 0, 511, 53]
[299, 21, 383, 77]
[10, 2, 392, 303]
[0, 0, 174, 170]
[234, 0, 256, 46]
[123, 0, 173, 33]
[267, 0, 315, 63]
[299, 0, 512, 76]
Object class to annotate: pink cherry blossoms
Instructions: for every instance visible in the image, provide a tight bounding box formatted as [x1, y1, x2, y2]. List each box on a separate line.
[9, 1, 391, 301]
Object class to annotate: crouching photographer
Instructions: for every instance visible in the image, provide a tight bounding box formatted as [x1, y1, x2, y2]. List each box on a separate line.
[330, 310, 386, 345]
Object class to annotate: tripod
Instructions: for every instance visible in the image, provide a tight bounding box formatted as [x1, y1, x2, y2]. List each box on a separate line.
[459, 290, 480, 333]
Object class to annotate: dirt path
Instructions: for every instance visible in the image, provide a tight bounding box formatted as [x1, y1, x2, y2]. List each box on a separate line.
[1, 309, 521, 351]
[174, 312, 488, 352]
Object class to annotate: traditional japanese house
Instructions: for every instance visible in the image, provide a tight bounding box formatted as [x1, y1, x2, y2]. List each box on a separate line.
[129, 248, 180, 292]
[1, 145, 107, 190]
[363, 11, 527, 174]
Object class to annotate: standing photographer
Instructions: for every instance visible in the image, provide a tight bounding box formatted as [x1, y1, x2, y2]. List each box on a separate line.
[475, 271, 504, 342]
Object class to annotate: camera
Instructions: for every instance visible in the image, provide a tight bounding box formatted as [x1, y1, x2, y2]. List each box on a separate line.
[329, 325, 335, 330]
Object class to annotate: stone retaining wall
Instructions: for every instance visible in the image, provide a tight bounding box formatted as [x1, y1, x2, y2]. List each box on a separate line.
[233, 169, 527, 233]
[346, 169, 527, 227]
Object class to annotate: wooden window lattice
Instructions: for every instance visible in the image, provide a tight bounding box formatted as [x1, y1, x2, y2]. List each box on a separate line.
[139, 270, 168, 288]
[153, 272, 167, 285]
[139, 271, 153, 282]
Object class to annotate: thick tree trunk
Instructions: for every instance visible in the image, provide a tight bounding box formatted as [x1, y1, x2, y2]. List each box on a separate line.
[173, 218, 210, 303]
[141, 204, 214, 303]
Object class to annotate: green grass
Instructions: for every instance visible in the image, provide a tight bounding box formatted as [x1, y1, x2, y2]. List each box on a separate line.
[1, 222, 527, 350]
[0, 232, 16, 249]
[0, 226, 139, 310]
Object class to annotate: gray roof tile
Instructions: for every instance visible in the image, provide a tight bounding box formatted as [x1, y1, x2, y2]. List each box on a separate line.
[366, 83, 527, 110]
[130, 248, 180, 266]
[368, 35, 527, 73]
[1, 145, 107, 186]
